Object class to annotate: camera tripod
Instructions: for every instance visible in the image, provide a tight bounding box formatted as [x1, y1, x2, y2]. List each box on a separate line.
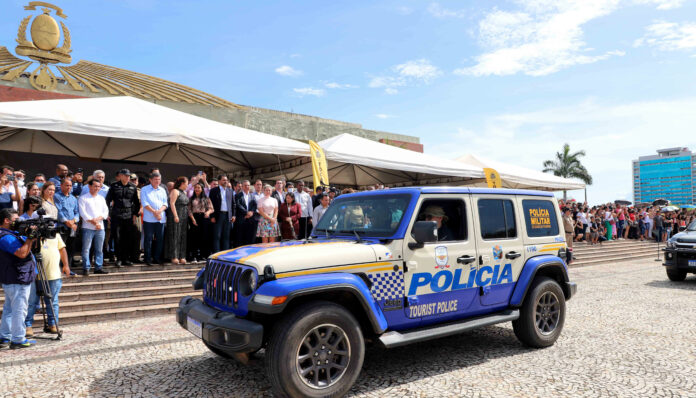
[31, 241, 62, 341]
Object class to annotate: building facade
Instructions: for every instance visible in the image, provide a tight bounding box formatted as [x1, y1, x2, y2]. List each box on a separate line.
[632, 148, 696, 205]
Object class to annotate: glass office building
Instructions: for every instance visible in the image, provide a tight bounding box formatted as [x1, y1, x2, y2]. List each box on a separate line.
[633, 148, 696, 205]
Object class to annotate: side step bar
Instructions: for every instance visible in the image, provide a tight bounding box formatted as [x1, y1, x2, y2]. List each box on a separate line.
[379, 309, 520, 348]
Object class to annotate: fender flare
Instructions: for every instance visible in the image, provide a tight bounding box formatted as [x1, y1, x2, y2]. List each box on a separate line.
[509, 255, 571, 308]
[248, 273, 388, 334]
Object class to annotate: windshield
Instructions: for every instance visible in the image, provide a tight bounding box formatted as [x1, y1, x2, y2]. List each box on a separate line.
[688, 220, 696, 231]
[313, 194, 411, 237]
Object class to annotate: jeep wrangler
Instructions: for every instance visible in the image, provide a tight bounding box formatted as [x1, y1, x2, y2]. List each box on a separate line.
[177, 187, 577, 397]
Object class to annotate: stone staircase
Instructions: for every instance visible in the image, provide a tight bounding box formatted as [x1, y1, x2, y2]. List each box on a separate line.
[0, 262, 202, 327]
[0, 239, 665, 328]
[570, 239, 662, 267]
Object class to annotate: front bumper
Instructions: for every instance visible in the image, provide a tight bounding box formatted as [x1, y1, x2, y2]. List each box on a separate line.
[176, 296, 263, 355]
[663, 248, 696, 271]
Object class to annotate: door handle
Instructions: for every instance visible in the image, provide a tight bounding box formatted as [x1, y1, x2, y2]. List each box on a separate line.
[457, 255, 476, 265]
[505, 251, 521, 260]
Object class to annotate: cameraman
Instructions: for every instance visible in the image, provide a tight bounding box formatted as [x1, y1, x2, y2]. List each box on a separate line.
[1, 165, 20, 211]
[0, 208, 37, 349]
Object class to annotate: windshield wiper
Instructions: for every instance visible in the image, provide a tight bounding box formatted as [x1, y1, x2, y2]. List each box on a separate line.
[338, 230, 366, 243]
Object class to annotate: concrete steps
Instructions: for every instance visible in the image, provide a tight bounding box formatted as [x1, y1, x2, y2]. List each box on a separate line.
[570, 239, 661, 267]
[0, 262, 204, 326]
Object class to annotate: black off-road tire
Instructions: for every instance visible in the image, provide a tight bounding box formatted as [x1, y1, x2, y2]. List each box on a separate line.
[265, 301, 365, 398]
[666, 268, 687, 282]
[513, 276, 566, 348]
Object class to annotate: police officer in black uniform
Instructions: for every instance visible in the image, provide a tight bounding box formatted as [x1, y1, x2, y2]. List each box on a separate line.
[105, 169, 140, 267]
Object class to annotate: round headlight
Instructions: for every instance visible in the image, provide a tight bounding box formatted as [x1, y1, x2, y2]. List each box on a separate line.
[666, 240, 676, 248]
[239, 269, 256, 296]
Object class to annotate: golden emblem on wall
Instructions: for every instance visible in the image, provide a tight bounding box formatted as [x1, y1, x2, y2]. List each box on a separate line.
[0, 2, 242, 109]
[15, 1, 71, 91]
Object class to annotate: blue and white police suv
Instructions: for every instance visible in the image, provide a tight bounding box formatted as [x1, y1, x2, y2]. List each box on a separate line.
[177, 187, 577, 397]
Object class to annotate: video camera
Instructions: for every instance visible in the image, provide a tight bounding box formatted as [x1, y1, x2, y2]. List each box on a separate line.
[11, 208, 62, 240]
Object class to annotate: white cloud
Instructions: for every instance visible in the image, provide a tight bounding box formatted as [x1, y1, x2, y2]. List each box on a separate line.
[457, 0, 623, 77]
[293, 87, 325, 97]
[369, 59, 442, 94]
[275, 65, 303, 77]
[375, 113, 396, 119]
[424, 97, 696, 203]
[633, 0, 685, 10]
[427, 2, 466, 18]
[289, 53, 301, 58]
[394, 59, 442, 81]
[325, 82, 358, 89]
[634, 21, 696, 51]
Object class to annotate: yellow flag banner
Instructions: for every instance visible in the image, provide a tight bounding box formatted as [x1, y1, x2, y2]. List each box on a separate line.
[309, 140, 329, 189]
[483, 167, 502, 188]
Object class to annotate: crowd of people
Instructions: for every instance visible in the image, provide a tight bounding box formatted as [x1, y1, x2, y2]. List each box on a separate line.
[1, 162, 365, 349]
[560, 199, 696, 249]
[0, 164, 357, 270]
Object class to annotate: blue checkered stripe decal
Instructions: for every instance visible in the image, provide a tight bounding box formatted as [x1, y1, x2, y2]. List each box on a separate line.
[367, 271, 404, 301]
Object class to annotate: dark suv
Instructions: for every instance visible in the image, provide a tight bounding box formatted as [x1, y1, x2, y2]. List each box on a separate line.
[663, 220, 696, 281]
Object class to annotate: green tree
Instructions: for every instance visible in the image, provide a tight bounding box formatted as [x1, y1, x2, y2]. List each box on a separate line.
[542, 143, 592, 200]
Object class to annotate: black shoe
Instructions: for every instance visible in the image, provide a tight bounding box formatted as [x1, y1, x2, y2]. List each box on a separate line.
[94, 269, 109, 274]
[115, 261, 123, 268]
[145, 262, 152, 266]
[123, 261, 133, 266]
[82, 269, 89, 276]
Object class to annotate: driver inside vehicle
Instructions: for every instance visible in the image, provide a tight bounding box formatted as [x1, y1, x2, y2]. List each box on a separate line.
[344, 206, 366, 229]
[423, 205, 453, 241]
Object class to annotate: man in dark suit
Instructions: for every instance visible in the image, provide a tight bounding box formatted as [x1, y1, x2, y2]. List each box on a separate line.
[235, 180, 258, 247]
[271, 179, 285, 205]
[208, 175, 236, 253]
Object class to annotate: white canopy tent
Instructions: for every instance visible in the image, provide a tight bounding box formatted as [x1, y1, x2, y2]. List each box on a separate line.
[259, 133, 485, 187]
[0, 96, 310, 174]
[454, 154, 586, 191]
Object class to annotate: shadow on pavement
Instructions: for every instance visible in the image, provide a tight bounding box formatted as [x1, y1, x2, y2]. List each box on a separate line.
[645, 277, 696, 291]
[89, 325, 532, 397]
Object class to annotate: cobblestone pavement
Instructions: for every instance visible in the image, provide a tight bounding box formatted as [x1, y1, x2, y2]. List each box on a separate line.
[1, 259, 695, 398]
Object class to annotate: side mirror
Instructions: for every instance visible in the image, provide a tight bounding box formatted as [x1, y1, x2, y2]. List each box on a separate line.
[409, 221, 438, 249]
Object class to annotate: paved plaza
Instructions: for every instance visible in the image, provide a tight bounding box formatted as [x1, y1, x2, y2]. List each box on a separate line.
[1, 258, 695, 398]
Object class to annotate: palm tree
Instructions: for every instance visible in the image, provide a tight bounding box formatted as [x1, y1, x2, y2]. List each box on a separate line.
[543, 143, 592, 200]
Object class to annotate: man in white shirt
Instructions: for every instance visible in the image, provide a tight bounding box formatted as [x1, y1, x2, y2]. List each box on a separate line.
[312, 194, 331, 228]
[295, 181, 313, 239]
[78, 180, 110, 276]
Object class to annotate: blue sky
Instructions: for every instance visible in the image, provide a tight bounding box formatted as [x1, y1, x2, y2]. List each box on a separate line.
[2, 0, 696, 203]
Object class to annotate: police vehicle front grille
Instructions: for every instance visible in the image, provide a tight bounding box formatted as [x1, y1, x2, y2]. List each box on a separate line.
[204, 260, 241, 308]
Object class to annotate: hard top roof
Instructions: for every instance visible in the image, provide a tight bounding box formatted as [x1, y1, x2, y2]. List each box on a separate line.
[343, 186, 555, 198]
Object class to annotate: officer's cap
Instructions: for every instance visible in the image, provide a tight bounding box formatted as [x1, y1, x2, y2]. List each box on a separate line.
[424, 205, 447, 220]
